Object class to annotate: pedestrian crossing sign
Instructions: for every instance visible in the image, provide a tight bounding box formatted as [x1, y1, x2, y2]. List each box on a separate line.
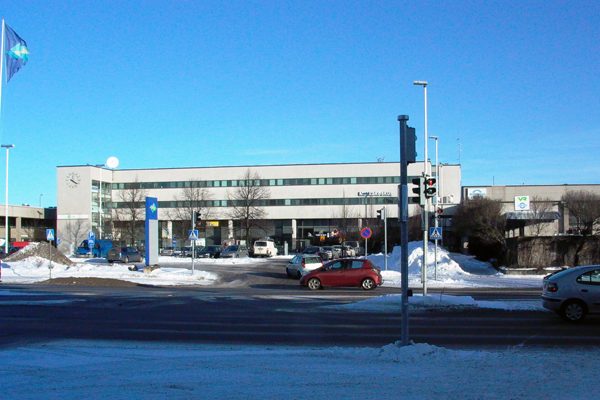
[188, 230, 199, 240]
[429, 227, 442, 240]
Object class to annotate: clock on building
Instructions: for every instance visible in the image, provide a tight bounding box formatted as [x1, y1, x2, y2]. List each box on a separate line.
[66, 172, 81, 188]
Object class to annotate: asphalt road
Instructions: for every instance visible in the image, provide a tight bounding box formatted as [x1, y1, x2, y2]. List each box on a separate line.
[1, 257, 598, 350]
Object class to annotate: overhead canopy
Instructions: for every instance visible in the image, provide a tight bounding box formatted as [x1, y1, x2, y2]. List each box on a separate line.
[504, 211, 560, 220]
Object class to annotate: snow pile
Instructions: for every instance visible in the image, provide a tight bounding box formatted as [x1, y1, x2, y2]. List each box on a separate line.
[0, 258, 217, 285]
[4, 242, 76, 265]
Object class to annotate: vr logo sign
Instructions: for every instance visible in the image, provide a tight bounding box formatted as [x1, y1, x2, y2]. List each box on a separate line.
[514, 196, 530, 211]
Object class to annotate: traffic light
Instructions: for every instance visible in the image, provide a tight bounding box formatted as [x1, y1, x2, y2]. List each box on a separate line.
[192, 211, 202, 228]
[424, 177, 436, 198]
[436, 208, 443, 219]
[406, 126, 417, 164]
[411, 177, 426, 206]
[377, 208, 386, 220]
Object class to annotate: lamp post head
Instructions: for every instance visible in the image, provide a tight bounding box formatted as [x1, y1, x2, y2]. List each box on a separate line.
[413, 81, 428, 86]
[1, 144, 15, 149]
[429, 136, 438, 140]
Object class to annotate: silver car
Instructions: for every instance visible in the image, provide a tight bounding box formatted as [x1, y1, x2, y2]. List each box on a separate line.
[220, 245, 249, 258]
[542, 265, 600, 322]
[323, 246, 338, 260]
[286, 254, 324, 278]
[106, 247, 143, 264]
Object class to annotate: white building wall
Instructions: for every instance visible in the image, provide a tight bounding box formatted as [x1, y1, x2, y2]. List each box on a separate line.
[57, 162, 462, 254]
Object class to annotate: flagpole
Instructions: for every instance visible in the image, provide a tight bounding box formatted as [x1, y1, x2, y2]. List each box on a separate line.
[0, 20, 5, 254]
[0, 19, 5, 122]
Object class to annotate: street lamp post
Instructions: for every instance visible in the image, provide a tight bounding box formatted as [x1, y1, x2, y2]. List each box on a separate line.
[94, 164, 106, 239]
[39, 194, 43, 208]
[414, 81, 429, 296]
[430, 135, 439, 280]
[2, 144, 14, 255]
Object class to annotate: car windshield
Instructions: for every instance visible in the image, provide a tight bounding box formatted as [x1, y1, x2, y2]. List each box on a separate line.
[305, 247, 319, 252]
[225, 246, 239, 251]
[255, 242, 267, 247]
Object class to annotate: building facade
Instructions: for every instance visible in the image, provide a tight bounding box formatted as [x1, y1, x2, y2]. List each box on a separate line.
[56, 162, 462, 255]
[0, 204, 56, 247]
[462, 184, 600, 237]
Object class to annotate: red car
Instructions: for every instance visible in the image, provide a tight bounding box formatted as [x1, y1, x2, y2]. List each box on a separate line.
[299, 259, 382, 290]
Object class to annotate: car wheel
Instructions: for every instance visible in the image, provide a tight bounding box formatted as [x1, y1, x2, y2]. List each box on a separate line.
[123, 256, 129, 263]
[286, 268, 292, 278]
[560, 300, 587, 322]
[297, 270, 302, 279]
[307, 278, 322, 290]
[361, 278, 376, 290]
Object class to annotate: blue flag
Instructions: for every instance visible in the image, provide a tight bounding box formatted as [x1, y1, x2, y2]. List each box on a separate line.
[4, 23, 29, 82]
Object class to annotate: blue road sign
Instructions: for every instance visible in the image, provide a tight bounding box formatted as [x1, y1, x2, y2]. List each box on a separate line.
[89, 232, 95, 241]
[46, 229, 55, 241]
[429, 227, 442, 240]
[189, 230, 199, 240]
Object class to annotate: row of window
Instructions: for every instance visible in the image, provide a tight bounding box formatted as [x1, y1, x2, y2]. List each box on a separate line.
[111, 176, 403, 190]
[111, 196, 398, 209]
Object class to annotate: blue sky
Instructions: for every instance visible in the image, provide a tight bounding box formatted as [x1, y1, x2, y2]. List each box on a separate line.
[1, 0, 598, 207]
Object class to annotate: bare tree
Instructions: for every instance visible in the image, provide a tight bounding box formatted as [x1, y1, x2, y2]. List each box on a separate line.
[112, 177, 149, 246]
[60, 219, 88, 255]
[227, 169, 271, 245]
[452, 196, 507, 263]
[561, 190, 600, 266]
[528, 195, 555, 237]
[166, 181, 214, 243]
[331, 191, 359, 239]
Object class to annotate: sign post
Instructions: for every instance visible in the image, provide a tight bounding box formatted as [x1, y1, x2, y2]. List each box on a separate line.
[429, 227, 442, 280]
[145, 198, 159, 267]
[361, 227, 372, 259]
[189, 230, 198, 274]
[46, 229, 55, 279]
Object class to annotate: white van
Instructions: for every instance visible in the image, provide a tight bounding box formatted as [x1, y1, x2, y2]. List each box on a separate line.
[253, 239, 278, 257]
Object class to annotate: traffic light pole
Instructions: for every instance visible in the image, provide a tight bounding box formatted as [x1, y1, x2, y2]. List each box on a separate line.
[422, 191, 428, 296]
[398, 115, 411, 347]
[191, 211, 196, 274]
[383, 207, 388, 271]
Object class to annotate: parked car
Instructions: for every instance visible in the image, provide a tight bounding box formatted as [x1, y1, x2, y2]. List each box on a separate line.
[322, 246, 336, 260]
[286, 254, 324, 278]
[253, 239, 278, 257]
[343, 241, 360, 256]
[160, 247, 178, 256]
[197, 245, 223, 258]
[179, 246, 193, 257]
[303, 246, 329, 261]
[331, 245, 342, 259]
[340, 246, 355, 257]
[542, 265, 600, 322]
[106, 247, 143, 264]
[220, 245, 249, 258]
[299, 259, 383, 290]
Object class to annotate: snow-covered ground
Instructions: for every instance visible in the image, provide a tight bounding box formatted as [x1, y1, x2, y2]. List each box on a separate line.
[2, 242, 589, 399]
[1, 241, 547, 290]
